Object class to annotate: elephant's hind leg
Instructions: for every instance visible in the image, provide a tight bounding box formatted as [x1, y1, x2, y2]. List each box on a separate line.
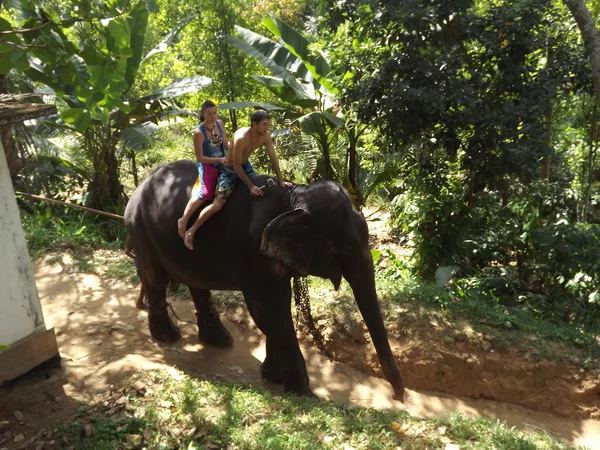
[146, 282, 181, 343]
[189, 287, 233, 347]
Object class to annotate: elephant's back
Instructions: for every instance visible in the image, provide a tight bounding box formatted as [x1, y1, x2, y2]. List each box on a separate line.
[125, 160, 197, 225]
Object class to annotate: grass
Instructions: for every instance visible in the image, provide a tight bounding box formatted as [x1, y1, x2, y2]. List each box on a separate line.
[48, 369, 580, 450]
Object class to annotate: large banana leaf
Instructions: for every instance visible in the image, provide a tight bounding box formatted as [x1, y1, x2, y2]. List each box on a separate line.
[226, 27, 319, 91]
[262, 15, 339, 95]
[141, 14, 196, 66]
[120, 121, 160, 150]
[60, 107, 92, 133]
[251, 75, 318, 108]
[137, 76, 212, 102]
[294, 111, 344, 137]
[124, 1, 149, 93]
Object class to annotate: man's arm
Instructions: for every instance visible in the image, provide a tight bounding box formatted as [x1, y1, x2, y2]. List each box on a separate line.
[232, 137, 263, 196]
[264, 135, 292, 188]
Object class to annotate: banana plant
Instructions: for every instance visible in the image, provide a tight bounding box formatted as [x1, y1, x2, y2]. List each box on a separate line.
[224, 15, 356, 186]
[4, 0, 210, 211]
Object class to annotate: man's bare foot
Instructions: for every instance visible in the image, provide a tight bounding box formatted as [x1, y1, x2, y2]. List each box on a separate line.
[184, 230, 195, 250]
[177, 217, 187, 238]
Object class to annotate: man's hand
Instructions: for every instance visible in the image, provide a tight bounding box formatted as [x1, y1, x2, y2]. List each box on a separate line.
[221, 157, 232, 166]
[249, 185, 264, 196]
[280, 180, 293, 189]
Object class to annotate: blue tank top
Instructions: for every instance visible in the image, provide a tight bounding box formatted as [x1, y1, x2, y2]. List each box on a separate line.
[198, 121, 225, 166]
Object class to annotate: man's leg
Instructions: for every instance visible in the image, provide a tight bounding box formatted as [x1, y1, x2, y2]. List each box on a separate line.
[184, 197, 228, 250]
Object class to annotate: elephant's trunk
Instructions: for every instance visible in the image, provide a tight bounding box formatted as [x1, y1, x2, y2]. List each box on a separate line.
[343, 252, 405, 402]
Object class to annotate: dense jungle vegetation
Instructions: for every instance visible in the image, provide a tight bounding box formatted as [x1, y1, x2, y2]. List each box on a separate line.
[2, 0, 600, 361]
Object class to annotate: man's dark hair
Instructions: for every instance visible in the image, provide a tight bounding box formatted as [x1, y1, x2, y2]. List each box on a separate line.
[199, 100, 217, 122]
[250, 110, 270, 126]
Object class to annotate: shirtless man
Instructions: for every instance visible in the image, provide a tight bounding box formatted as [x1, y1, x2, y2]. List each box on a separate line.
[183, 110, 292, 250]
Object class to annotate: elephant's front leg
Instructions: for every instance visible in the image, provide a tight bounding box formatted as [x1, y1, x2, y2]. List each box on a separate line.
[243, 283, 313, 397]
[146, 283, 181, 343]
[189, 287, 233, 347]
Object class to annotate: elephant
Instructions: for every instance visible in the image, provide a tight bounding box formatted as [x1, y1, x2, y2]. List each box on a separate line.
[124, 160, 405, 401]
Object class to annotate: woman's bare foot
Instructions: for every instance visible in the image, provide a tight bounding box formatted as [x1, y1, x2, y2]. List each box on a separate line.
[184, 230, 195, 250]
[136, 297, 149, 309]
[177, 217, 187, 238]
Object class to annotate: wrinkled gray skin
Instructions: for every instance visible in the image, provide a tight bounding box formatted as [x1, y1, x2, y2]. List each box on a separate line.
[124, 160, 405, 401]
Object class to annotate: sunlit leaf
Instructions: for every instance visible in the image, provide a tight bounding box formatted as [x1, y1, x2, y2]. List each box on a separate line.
[120, 121, 160, 149]
[60, 108, 92, 133]
[262, 15, 338, 95]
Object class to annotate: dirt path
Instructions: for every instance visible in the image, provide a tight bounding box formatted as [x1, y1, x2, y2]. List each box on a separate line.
[0, 259, 599, 449]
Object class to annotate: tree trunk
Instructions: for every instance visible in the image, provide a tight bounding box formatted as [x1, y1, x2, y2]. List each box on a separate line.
[563, 0, 600, 102]
[541, 45, 553, 182]
[215, 0, 239, 132]
[540, 114, 552, 182]
[347, 126, 363, 206]
[1, 125, 20, 181]
[0, 76, 22, 183]
[130, 149, 139, 187]
[466, 169, 475, 207]
[85, 125, 123, 214]
[580, 103, 598, 222]
[321, 138, 334, 180]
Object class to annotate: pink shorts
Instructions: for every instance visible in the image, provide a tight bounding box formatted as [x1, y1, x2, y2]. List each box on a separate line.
[191, 163, 218, 200]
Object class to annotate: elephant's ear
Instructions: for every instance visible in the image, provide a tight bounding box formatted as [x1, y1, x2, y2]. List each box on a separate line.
[261, 208, 313, 276]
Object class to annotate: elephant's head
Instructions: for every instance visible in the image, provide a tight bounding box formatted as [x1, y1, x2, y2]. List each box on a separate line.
[260, 180, 405, 401]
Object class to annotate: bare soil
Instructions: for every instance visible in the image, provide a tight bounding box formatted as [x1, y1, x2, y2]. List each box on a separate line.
[1, 218, 600, 448]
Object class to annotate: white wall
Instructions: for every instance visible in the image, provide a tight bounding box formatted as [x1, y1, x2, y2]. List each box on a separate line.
[0, 140, 46, 347]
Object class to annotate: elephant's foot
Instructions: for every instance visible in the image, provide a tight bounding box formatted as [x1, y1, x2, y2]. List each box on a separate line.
[283, 380, 316, 398]
[149, 308, 181, 342]
[198, 322, 233, 347]
[260, 361, 284, 384]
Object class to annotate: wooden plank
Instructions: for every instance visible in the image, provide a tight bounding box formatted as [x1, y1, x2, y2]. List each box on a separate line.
[0, 328, 60, 385]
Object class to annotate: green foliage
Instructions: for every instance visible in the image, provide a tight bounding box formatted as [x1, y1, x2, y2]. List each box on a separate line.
[15, 154, 88, 200]
[20, 203, 125, 255]
[328, 0, 588, 201]
[3, 0, 210, 213]
[375, 253, 600, 362]
[225, 14, 367, 200]
[325, 0, 600, 332]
